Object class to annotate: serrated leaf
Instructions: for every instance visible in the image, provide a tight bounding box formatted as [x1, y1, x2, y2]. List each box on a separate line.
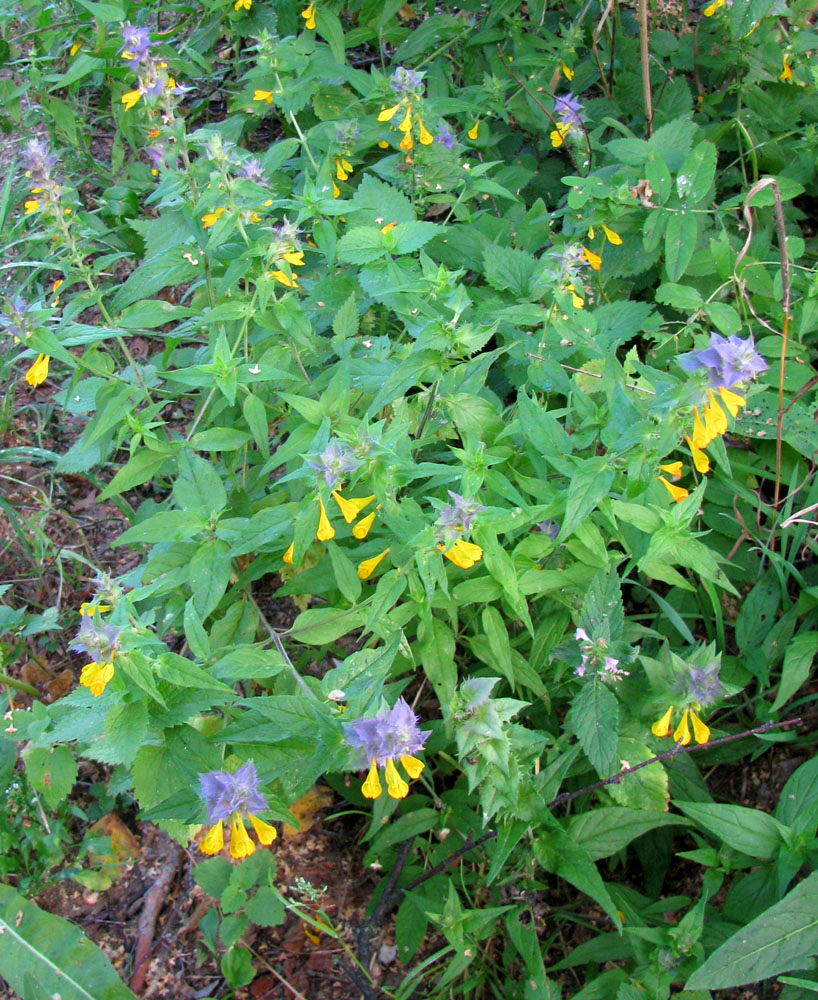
[245, 887, 285, 927]
[483, 244, 540, 297]
[24, 746, 77, 809]
[665, 210, 698, 282]
[676, 142, 717, 204]
[337, 227, 387, 265]
[103, 701, 149, 767]
[560, 457, 614, 542]
[571, 679, 619, 778]
[194, 857, 233, 898]
[686, 871, 818, 989]
[770, 632, 818, 712]
[332, 293, 358, 340]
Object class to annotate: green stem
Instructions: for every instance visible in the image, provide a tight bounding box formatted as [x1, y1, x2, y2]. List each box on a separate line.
[1, 673, 41, 699]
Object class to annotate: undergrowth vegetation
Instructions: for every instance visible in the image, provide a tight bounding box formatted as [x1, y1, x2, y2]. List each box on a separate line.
[1, 0, 818, 996]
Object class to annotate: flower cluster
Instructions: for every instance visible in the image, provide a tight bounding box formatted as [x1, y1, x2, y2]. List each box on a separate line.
[119, 22, 176, 112]
[574, 628, 629, 682]
[659, 334, 767, 503]
[71, 610, 121, 697]
[551, 93, 585, 148]
[434, 492, 485, 569]
[377, 66, 434, 154]
[198, 760, 277, 858]
[651, 659, 724, 746]
[344, 697, 429, 800]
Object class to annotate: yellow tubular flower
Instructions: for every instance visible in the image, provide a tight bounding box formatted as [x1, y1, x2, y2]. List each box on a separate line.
[780, 56, 792, 81]
[685, 436, 711, 474]
[378, 104, 400, 122]
[234, 0, 251, 9]
[254, 89, 274, 104]
[378, 140, 390, 149]
[283, 542, 294, 565]
[398, 106, 412, 132]
[658, 477, 689, 503]
[357, 547, 390, 580]
[70, 40, 81, 56]
[691, 407, 712, 450]
[718, 386, 745, 418]
[270, 270, 299, 287]
[602, 224, 623, 245]
[202, 207, 226, 229]
[230, 816, 255, 859]
[331, 491, 375, 524]
[651, 705, 674, 738]
[570, 286, 584, 309]
[703, 390, 728, 437]
[316, 497, 335, 541]
[659, 461, 683, 479]
[561, 62, 574, 80]
[249, 815, 277, 845]
[25, 354, 50, 387]
[385, 758, 409, 799]
[361, 760, 382, 799]
[690, 710, 711, 744]
[79, 601, 112, 616]
[24, 200, 40, 215]
[335, 157, 349, 181]
[282, 251, 304, 266]
[352, 511, 376, 539]
[468, 121, 479, 140]
[400, 132, 413, 151]
[418, 118, 434, 145]
[332, 179, 340, 198]
[381, 221, 397, 234]
[301, 3, 316, 29]
[79, 661, 115, 697]
[400, 754, 424, 780]
[582, 247, 602, 271]
[439, 538, 483, 569]
[673, 709, 691, 746]
[200, 820, 225, 855]
[550, 123, 570, 147]
[121, 89, 142, 111]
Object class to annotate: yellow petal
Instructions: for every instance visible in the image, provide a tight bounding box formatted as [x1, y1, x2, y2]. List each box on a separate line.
[270, 270, 299, 287]
[398, 106, 413, 132]
[685, 436, 711, 474]
[121, 89, 142, 110]
[400, 131, 413, 151]
[301, 3, 316, 28]
[704, 390, 728, 437]
[467, 121, 479, 140]
[377, 103, 401, 123]
[718, 386, 745, 418]
[335, 157, 349, 181]
[659, 461, 683, 479]
[357, 547, 390, 580]
[551, 122, 570, 147]
[352, 511, 376, 540]
[79, 660, 114, 697]
[70, 40, 81, 56]
[361, 760, 382, 799]
[400, 754, 424, 780]
[200, 820, 224, 855]
[202, 207, 225, 229]
[651, 705, 674, 738]
[673, 709, 691, 746]
[331, 491, 375, 524]
[283, 541, 294, 565]
[690, 709, 711, 745]
[440, 538, 483, 569]
[282, 251, 304, 266]
[570, 286, 584, 309]
[418, 118, 433, 145]
[229, 816, 255, 859]
[316, 497, 335, 541]
[378, 140, 390, 149]
[332, 179, 340, 198]
[385, 758, 409, 799]
[254, 89, 274, 104]
[79, 601, 112, 616]
[25, 354, 50, 386]
[561, 61, 574, 80]
[582, 246, 602, 271]
[381, 221, 397, 234]
[602, 224, 623, 245]
[24, 200, 40, 215]
[249, 814, 277, 845]
[780, 57, 792, 82]
[658, 476, 689, 503]
[691, 407, 711, 450]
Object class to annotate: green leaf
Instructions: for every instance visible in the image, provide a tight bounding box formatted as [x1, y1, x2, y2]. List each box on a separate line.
[221, 945, 254, 990]
[566, 808, 687, 860]
[103, 701, 149, 767]
[327, 542, 362, 605]
[113, 510, 205, 547]
[190, 539, 232, 618]
[155, 653, 233, 694]
[0, 884, 136, 1000]
[483, 244, 539, 297]
[194, 857, 233, 898]
[677, 141, 717, 204]
[770, 632, 818, 712]
[184, 598, 211, 661]
[244, 887, 285, 927]
[645, 151, 672, 202]
[97, 449, 170, 501]
[704, 302, 742, 335]
[242, 394, 270, 458]
[391, 221, 440, 255]
[730, 0, 775, 39]
[315, 7, 345, 63]
[560, 457, 614, 542]
[686, 871, 818, 989]
[664, 210, 698, 282]
[571, 679, 619, 778]
[24, 746, 77, 809]
[533, 825, 622, 928]
[189, 428, 252, 451]
[675, 801, 786, 859]
[656, 282, 703, 311]
[332, 293, 358, 340]
[289, 607, 364, 645]
[337, 227, 387, 265]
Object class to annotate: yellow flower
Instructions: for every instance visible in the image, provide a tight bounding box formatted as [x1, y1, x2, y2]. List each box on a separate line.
[561, 61, 574, 81]
[201, 812, 276, 859]
[202, 207, 226, 229]
[438, 538, 483, 569]
[121, 89, 142, 111]
[24, 200, 40, 214]
[249, 814, 277, 845]
[658, 476, 689, 503]
[417, 117, 434, 145]
[335, 156, 353, 180]
[602, 224, 623, 245]
[703, 0, 724, 14]
[384, 758, 409, 799]
[352, 511, 376, 539]
[316, 497, 335, 541]
[301, 2, 316, 28]
[651, 705, 674, 738]
[332, 179, 340, 198]
[25, 354, 50, 386]
[80, 601, 112, 616]
[659, 461, 683, 479]
[685, 436, 711, 474]
[331, 491, 375, 524]
[200, 819, 224, 854]
[581, 246, 602, 271]
[229, 815, 255, 858]
[361, 760, 382, 798]
[673, 708, 691, 745]
[80, 660, 115, 697]
[400, 131, 413, 151]
[70, 40, 81, 57]
[378, 103, 400, 123]
[398, 106, 413, 132]
[703, 389, 727, 437]
[400, 754, 424, 780]
[283, 542, 294, 565]
[282, 251, 305, 266]
[780, 55, 792, 81]
[254, 89, 274, 104]
[270, 270, 299, 287]
[357, 547, 390, 580]
[467, 121, 479, 140]
[691, 407, 712, 450]
[550, 122, 570, 147]
[569, 285, 584, 309]
[378, 140, 390, 149]
[234, 0, 251, 8]
[360, 755, 424, 800]
[690, 709, 710, 744]
[718, 386, 745, 418]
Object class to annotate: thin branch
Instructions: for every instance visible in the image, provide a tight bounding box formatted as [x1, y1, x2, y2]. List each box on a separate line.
[250, 594, 317, 699]
[638, 0, 653, 136]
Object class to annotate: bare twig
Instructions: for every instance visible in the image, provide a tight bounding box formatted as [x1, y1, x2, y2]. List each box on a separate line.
[129, 839, 183, 993]
[638, 0, 653, 136]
